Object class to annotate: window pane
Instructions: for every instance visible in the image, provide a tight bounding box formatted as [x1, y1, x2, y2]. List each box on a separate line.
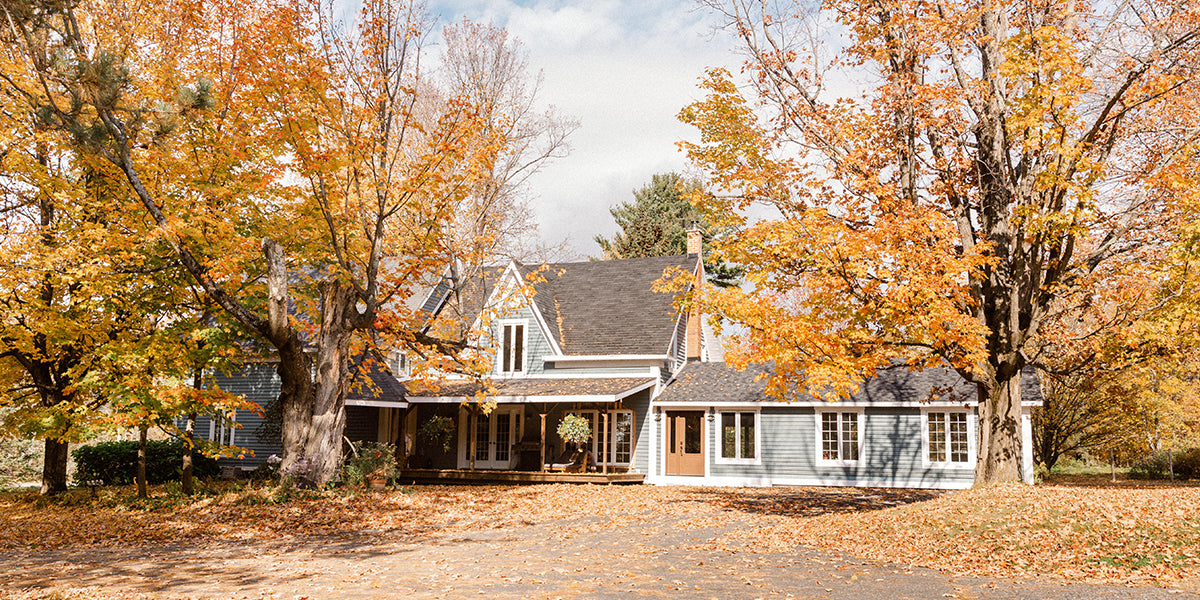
[614, 412, 632, 463]
[949, 412, 969, 462]
[684, 414, 702, 453]
[842, 412, 858, 461]
[495, 413, 511, 461]
[722, 413, 736, 459]
[740, 412, 755, 459]
[475, 413, 489, 461]
[502, 325, 512, 372]
[822, 413, 839, 460]
[513, 325, 524, 372]
[928, 412, 946, 462]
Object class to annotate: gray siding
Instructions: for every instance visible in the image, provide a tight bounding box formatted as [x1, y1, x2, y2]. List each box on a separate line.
[494, 305, 552, 375]
[705, 406, 976, 488]
[625, 389, 652, 474]
[195, 363, 283, 468]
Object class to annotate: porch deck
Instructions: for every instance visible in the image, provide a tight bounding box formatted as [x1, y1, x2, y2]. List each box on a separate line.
[398, 468, 645, 485]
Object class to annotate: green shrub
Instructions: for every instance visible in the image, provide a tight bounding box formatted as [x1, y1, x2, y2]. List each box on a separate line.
[72, 439, 219, 486]
[1129, 448, 1200, 480]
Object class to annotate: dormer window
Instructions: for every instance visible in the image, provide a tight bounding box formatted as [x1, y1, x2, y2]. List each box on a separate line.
[498, 320, 526, 374]
[388, 351, 408, 379]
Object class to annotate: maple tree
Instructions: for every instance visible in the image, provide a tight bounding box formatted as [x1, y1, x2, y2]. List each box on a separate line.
[0, 0, 563, 486]
[681, 0, 1200, 483]
[0, 81, 163, 494]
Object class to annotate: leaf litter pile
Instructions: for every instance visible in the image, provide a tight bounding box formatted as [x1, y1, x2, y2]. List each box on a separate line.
[2, 482, 1198, 587]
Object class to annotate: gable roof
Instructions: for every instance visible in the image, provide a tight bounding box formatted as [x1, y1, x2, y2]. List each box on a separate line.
[420, 265, 507, 338]
[514, 254, 698, 356]
[656, 361, 1044, 406]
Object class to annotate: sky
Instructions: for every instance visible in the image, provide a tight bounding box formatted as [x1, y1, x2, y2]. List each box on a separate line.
[424, 0, 741, 259]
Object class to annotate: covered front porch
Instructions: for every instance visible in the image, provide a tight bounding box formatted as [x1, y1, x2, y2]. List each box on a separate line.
[402, 377, 657, 477]
[396, 468, 645, 484]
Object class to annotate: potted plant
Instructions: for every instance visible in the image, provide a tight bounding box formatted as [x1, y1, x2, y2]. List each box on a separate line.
[417, 415, 456, 453]
[344, 441, 396, 490]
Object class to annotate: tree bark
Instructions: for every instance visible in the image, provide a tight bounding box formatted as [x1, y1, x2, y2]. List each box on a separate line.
[182, 412, 196, 495]
[975, 370, 1024, 485]
[262, 239, 317, 476]
[136, 424, 148, 498]
[304, 278, 355, 486]
[40, 438, 69, 495]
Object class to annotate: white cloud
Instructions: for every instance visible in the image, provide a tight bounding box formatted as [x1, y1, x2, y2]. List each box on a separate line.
[427, 0, 739, 258]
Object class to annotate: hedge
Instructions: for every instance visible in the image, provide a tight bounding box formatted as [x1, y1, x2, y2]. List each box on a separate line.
[72, 439, 220, 486]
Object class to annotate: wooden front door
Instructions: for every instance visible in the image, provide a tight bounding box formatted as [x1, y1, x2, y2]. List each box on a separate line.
[664, 411, 705, 476]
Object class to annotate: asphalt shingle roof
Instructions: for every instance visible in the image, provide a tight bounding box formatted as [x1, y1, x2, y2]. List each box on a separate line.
[515, 254, 698, 356]
[656, 361, 1043, 405]
[408, 377, 656, 398]
[346, 360, 408, 404]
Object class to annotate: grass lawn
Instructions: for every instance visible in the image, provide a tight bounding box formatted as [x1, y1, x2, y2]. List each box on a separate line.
[1, 481, 1198, 588]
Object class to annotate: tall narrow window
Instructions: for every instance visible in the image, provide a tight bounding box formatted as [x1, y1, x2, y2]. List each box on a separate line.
[818, 411, 860, 463]
[499, 322, 526, 373]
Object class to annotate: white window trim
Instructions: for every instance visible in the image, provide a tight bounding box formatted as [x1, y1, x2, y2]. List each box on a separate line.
[814, 408, 865, 466]
[715, 409, 761, 465]
[496, 319, 529, 376]
[921, 407, 976, 470]
[209, 411, 236, 446]
[562, 409, 635, 466]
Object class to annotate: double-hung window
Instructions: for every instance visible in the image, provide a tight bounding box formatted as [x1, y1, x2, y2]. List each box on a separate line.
[498, 321, 526, 374]
[717, 411, 758, 463]
[209, 411, 236, 446]
[817, 410, 862, 464]
[925, 410, 972, 467]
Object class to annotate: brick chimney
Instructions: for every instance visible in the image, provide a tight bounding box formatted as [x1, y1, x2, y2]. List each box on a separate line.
[686, 223, 702, 256]
[685, 223, 704, 361]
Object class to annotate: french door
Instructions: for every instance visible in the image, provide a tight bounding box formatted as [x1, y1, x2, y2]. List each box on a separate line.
[664, 411, 705, 476]
[460, 406, 522, 469]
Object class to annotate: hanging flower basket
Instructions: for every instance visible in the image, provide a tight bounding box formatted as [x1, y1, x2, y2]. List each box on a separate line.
[557, 414, 592, 445]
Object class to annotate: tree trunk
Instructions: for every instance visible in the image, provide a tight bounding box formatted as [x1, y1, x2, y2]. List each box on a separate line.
[40, 438, 69, 495]
[303, 278, 356, 487]
[975, 370, 1024, 485]
[263, 239, 317, 478]
[136, 424, 149, 498]
[182, 412, 196, 495]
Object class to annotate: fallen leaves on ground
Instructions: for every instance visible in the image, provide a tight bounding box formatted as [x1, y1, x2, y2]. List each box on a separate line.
[1, 482, 1197, 587]
[714, 483, 1200, 586]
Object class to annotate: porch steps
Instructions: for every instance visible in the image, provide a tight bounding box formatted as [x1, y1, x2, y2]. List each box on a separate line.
[397, 469, 645, 485]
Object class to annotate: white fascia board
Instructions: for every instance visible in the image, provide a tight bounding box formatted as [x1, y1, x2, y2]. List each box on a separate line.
[614, 379, 658, 400]
[345, 400, 410, 408]
[407, 394, 620, 404]
[652, 400, 1005, 408]
[510, 263, 565, 357]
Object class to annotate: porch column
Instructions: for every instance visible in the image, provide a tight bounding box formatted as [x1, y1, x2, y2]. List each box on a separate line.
[397, 405, 411, 469]
[469, 405, 477, 471]
[601, 411, 609, 474]
[539, 412, 547, 472]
